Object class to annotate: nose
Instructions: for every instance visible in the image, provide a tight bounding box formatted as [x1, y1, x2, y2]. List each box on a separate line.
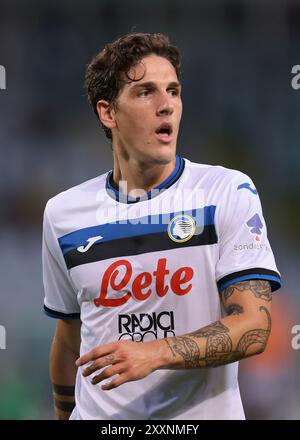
[156, 92, 174, 116]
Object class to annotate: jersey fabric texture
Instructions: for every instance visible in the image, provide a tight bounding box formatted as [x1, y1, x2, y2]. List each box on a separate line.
[42, 156, 281, 420]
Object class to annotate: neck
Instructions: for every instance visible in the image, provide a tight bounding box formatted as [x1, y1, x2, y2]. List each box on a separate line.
[112, 151, 177, 198]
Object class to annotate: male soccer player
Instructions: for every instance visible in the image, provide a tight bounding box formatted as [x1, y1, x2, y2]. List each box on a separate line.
[42, 33, 281, 420]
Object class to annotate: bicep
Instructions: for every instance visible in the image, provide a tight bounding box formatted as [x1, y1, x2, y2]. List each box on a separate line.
[220, 280, 272, 327]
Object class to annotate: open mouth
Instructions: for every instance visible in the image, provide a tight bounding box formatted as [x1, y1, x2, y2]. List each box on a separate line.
[155, 123, 173, 142]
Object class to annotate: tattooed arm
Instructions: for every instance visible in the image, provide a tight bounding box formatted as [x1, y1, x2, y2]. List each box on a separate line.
[76, 280, 272, 390]
[163, 279, 272, 368]
[50, 319, 81, 419]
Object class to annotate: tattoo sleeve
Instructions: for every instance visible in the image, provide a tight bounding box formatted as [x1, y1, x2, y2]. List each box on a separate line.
[163, 280, 272, 369]
[53, 384, 75, 419]
[221, 280, 272, 302]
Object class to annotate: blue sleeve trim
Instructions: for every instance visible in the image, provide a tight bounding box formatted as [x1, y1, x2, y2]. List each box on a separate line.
[217, 268, 281, 293]
[220, 274, 281, 291]
[43, 305, 80, 320]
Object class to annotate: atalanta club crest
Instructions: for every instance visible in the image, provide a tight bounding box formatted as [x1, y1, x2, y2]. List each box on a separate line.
[167, 214, 196, 243]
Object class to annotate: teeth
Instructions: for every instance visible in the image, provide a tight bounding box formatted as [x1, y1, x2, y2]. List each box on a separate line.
[157, 126, 171, 135]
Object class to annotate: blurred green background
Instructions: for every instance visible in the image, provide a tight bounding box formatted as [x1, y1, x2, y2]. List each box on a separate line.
[0, 0, 299, 419]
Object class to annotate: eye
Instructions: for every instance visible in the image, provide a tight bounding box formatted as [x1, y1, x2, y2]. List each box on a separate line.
[168, 88, 180, 96]
[139, 89, 150, 97]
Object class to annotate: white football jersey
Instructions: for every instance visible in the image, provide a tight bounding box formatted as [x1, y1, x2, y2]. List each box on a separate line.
[42, 156, 281, 420]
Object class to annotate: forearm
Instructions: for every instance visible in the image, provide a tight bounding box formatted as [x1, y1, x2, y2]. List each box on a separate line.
[75, 281, 272, 391]
[155, 305, 271, 370]
[50, 339, 78, 420]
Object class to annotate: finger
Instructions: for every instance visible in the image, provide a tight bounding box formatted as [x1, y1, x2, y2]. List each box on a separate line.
[82, 354, 118, 377]
[76, 343, 115, 366]
[91, 364, 126, 385]
[101, 372, 129, 391]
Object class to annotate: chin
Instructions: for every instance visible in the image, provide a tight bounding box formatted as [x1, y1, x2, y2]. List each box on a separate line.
[143, 145, 176, 165]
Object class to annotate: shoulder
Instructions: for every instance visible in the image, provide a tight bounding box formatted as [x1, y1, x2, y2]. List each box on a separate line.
[44, 172, 108, 221]
[183, 157, 255, 190]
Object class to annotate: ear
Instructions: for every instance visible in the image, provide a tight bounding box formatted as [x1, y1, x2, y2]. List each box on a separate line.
[96, 100, 117, 130]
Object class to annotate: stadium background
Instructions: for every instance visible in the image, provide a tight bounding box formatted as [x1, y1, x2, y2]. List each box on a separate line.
[0, 0, 299, 419]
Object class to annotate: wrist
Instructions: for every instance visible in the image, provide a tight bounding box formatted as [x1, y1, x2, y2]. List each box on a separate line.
[147, 338, 176, 370]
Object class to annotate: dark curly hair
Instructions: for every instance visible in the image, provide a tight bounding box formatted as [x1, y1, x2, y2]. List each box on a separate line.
[85, 32, 181, 141]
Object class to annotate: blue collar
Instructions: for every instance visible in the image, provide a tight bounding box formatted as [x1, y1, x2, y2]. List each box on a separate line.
[106, 155, 185, 204]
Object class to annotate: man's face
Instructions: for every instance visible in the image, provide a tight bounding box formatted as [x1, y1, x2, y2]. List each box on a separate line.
[111, 55, 182, 164]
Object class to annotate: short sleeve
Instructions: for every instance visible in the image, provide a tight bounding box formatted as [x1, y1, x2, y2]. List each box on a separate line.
[42, 203, 80, 319]
[215, 172, 281, 292]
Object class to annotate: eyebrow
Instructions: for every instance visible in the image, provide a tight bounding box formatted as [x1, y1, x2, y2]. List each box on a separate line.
[130, 81, 181, 90]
